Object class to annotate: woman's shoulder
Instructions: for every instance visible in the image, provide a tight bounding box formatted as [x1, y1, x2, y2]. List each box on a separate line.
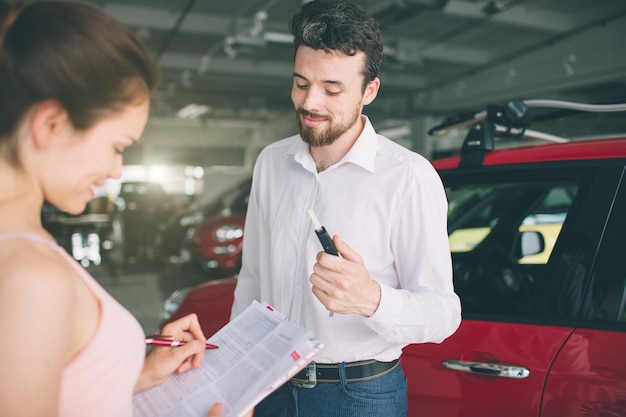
[0, 236, 90, 381]
[0, 237, 78, 294]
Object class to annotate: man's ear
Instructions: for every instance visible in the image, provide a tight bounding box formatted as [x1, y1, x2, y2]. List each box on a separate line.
[30, 100, 71, 149]
[363, 77, 380, 106]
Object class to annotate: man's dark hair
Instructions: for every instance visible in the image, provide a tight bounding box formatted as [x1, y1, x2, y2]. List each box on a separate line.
[289, 0, 383, 88]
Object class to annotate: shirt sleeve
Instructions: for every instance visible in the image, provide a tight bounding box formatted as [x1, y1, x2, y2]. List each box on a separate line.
[365, 171, 462, 344]
[230, 173, 262, 320]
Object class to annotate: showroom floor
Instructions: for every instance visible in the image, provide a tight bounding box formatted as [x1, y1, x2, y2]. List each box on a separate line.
[90, 260, 209, 336]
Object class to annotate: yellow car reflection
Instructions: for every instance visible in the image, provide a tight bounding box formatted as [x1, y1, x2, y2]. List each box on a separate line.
[448, 223, 563, 264]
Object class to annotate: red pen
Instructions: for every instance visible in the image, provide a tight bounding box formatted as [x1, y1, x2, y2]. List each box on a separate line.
[145, 336, 218, 350]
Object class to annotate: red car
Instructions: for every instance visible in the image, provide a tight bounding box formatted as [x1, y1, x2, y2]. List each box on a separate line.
[162, 100, 626, 416]
[180, 212, 246, 277]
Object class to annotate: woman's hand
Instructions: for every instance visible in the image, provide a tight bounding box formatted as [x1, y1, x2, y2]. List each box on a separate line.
[207, 403, 254, 417]
[135, 313, 207, 392]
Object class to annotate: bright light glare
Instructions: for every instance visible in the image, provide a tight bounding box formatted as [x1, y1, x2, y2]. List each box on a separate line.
[149, 165, 167, 183]
[193, 166, 204, 179]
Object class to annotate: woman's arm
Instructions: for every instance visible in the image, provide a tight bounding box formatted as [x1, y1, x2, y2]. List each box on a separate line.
[0, 248, 83, 417]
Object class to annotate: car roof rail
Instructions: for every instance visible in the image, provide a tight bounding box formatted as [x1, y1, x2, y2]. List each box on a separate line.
[429, 99, 626, 167]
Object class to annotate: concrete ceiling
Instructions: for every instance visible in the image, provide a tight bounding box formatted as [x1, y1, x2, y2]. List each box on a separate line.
[26, 0, 626, 166]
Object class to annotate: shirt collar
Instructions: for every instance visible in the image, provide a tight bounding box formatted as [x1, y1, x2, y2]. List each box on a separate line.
[288, 116, 378, 173]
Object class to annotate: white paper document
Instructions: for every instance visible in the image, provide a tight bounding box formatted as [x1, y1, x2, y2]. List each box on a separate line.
[133, 300, 322, 417]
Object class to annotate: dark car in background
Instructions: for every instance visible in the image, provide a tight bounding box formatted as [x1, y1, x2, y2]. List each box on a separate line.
[156, 177, 252, 267]
[160, 100, 626, 416]
[117, 181, 176, 262]
[42, 196, 122, 267]
[43, 181, 181, 268]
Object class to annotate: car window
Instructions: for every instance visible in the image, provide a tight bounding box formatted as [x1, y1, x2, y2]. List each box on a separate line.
[445, 165, 625, 326]
[447, 185, 509, 253]
[518, 185, 577, 264]
[447, 182, 577, 263]
[214, 178, 252, 214]
[445, 172, 588, 319]
[580, 174, 626, 328]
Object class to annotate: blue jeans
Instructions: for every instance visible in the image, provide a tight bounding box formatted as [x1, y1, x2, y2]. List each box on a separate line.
[254, 362, 408, 417]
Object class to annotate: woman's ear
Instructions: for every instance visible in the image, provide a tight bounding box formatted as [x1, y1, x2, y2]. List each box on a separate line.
[30, 100, 71, 149]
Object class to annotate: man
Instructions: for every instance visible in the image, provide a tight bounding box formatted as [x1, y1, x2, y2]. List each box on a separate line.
[231, 1, 461, 416]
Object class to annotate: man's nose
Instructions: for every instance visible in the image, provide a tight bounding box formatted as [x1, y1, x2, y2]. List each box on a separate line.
[300, 86, 325, 113]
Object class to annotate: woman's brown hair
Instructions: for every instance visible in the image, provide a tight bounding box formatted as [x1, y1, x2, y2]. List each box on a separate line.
[0, 0, 158, 165]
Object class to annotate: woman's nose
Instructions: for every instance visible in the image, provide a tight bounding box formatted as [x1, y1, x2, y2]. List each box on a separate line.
[110, 157, 123, 180]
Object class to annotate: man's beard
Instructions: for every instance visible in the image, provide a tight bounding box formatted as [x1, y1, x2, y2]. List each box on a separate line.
[296, 106, 360, 147]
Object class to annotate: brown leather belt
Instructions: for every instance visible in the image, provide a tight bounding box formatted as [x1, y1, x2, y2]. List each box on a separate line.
[290, 359, 399, 387]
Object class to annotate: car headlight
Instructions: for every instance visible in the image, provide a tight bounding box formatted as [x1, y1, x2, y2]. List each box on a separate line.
[214, 225, 244, 242]
[159, 287, 190, 321]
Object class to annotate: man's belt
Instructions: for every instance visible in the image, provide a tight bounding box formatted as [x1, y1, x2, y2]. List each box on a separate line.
[290, 359, 399, 388]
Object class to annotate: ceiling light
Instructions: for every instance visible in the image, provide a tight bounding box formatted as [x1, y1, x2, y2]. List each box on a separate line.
[177, 104, 211, 119]
[263, 32, 294, 44]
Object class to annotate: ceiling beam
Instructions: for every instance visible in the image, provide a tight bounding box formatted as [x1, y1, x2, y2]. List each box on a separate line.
[101, 4, 232, 35]
[443, 0, 578, 33]
[417, 12, 626, 112]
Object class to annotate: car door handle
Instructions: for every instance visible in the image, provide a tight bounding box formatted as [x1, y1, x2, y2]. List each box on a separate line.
[442, 359, 530, 379]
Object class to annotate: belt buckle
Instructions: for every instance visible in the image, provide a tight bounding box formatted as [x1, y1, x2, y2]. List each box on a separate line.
[292, 362, 317, 388]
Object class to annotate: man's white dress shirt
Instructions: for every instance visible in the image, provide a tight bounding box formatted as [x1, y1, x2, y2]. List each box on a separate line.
[232, 116, 461, 363]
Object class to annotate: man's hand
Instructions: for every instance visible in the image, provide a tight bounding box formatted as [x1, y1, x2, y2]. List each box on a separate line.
[309, 235, 381, 316]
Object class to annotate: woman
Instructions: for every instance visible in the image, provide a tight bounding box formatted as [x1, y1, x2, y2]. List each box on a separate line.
[0, 1, 245, 416]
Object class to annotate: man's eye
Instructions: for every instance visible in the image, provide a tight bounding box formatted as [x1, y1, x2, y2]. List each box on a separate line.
[327, 91, 340, 96]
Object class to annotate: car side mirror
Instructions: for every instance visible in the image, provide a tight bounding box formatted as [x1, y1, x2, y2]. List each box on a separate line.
[519, 230, 545, 257]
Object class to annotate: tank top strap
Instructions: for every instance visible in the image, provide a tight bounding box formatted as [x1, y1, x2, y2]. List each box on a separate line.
[0, 232, 63, 252]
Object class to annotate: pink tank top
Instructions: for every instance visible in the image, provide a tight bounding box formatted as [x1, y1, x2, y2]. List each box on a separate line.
[0, 233, 145, 417]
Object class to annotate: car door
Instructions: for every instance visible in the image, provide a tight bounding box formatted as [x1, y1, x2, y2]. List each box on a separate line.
[401, 162, 623, 417]
[540, 166, 626, 416]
